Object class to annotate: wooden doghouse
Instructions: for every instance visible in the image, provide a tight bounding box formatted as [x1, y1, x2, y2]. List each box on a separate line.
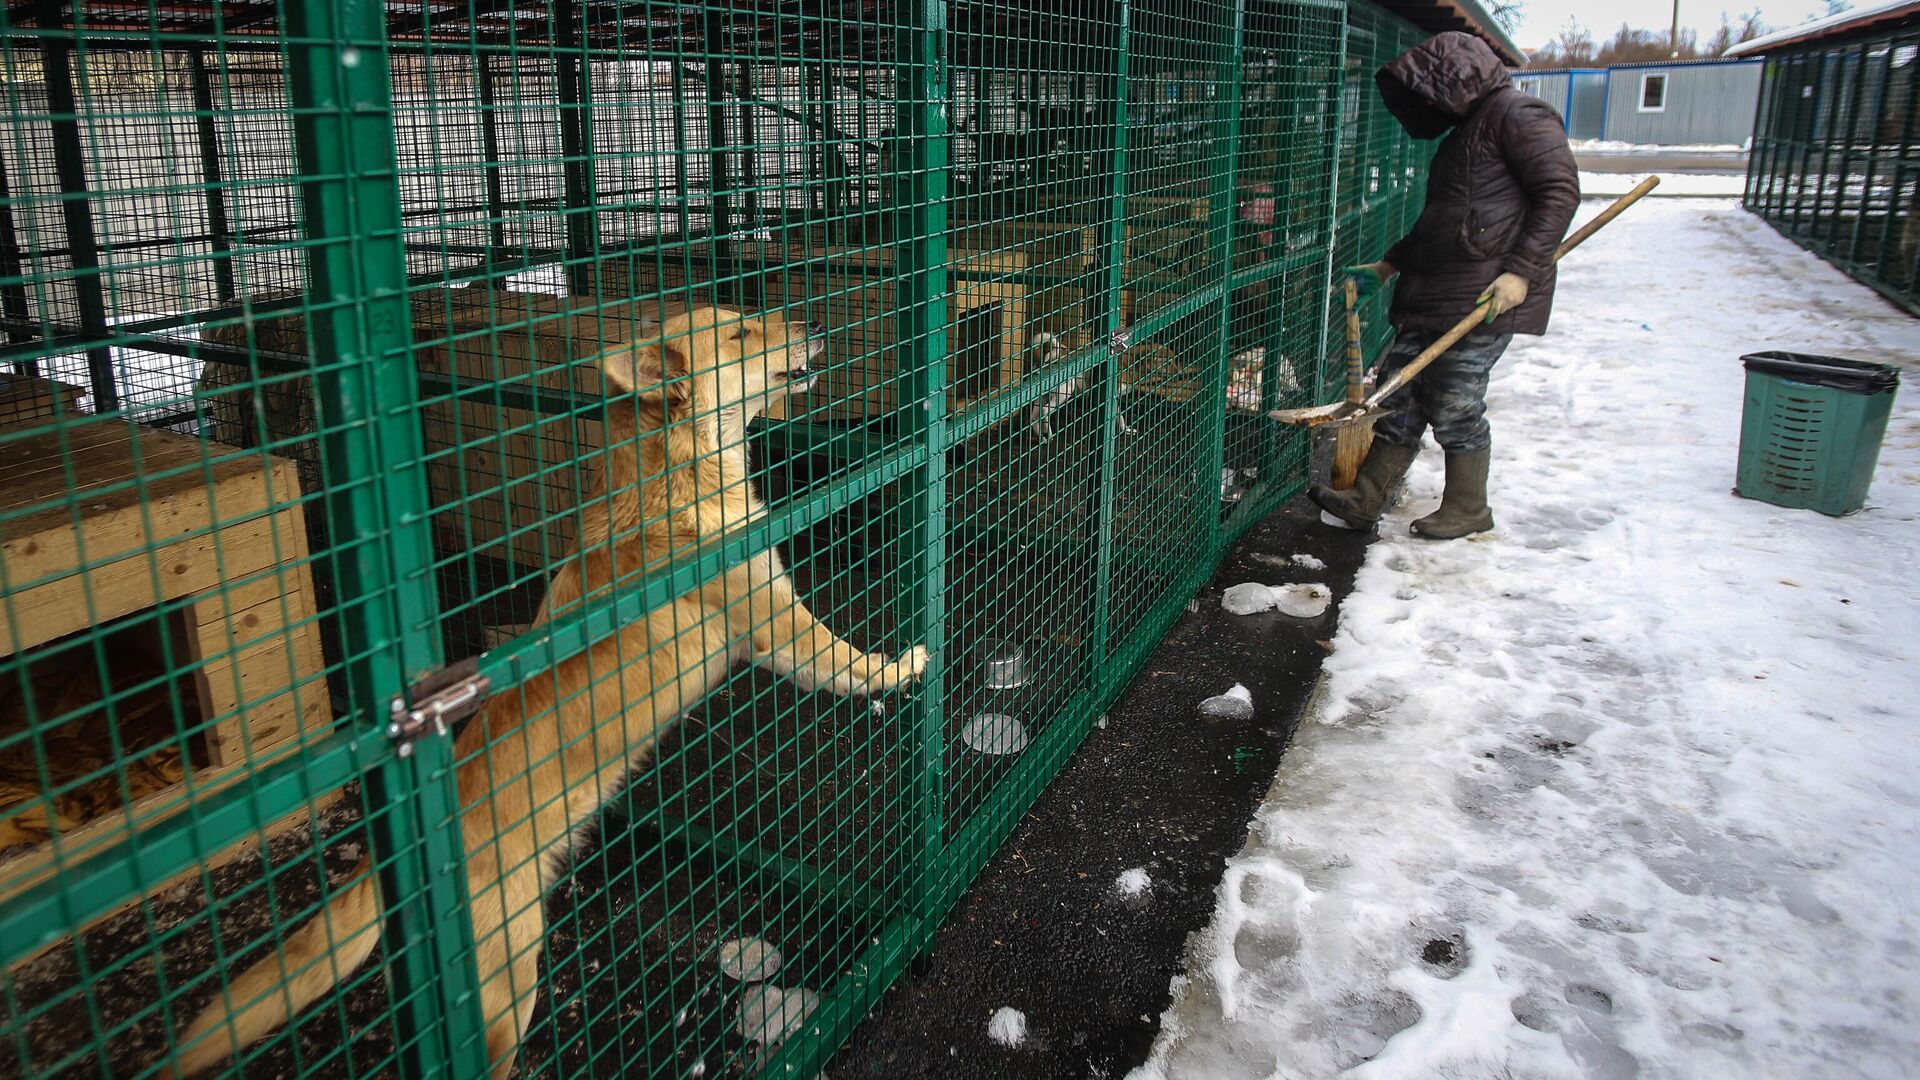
[0, 373, 85, 428]
[0, 423, 329, 891]
[740, 240, 1031, 421]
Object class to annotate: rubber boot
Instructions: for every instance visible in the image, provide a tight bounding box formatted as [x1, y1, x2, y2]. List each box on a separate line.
[1308, 441, 1418, 530]
[1411, 449, 1494, 539]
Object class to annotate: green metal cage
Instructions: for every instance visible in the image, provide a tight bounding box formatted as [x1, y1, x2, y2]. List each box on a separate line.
[1746, 18, 1920, 314]
[0, 1, 1467, 1076]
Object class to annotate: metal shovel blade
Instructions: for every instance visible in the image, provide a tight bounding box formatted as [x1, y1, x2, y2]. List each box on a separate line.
[1267, 401, 1353, 426]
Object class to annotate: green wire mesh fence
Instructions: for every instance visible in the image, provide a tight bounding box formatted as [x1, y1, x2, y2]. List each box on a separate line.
[0, 1, 1466, 1076]
[1747, 20, 1920, 314]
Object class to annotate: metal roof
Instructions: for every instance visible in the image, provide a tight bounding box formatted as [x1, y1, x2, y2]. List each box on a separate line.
[1589, 56, 1765, 71]
[1374, 0, 1526, 66]
[1517, 58, 1762, 74]
[1725, 0, 1920, 56]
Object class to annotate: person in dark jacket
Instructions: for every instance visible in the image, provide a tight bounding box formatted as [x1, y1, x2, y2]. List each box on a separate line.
[1310, 30, 1579, 539]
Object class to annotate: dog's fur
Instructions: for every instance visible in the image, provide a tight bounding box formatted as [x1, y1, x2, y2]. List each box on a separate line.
[159, 307, 927, 1080]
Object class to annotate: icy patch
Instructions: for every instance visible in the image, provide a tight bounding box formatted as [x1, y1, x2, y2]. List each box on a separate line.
[1290, 553, 1327, 571]
[1273, 583, 1331, 618]
[1222, 582, 1331, 617]
[1222, 582, 1277, 615]
[736, 985, 818, 1044]
[716, 937, 781, 983]
[1198, 684, 1254, 722]
[960, 713, 1029, 755]
[988, 1007, 1028, 1048]
[1117, 868, 1152, 897]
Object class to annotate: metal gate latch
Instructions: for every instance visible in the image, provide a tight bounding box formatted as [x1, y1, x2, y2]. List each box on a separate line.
[389, 657, 490, 758]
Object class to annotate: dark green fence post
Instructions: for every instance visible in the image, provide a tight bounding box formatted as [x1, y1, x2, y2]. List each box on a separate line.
[476, 51, 508, 254]
[895, 0, 951, 951]
[670, 59, 696, 243]
[188, 48, 238, 305]
[282, 2, 487, 1075]
[1091, 2, 1131, 667]
[556, 0, 600, 295]
[1309, 10, 1350, 420]
[704, 10, 734, 243]
[1197, 0, 1246, 556]
[1845, 40, 1887, 272]
[34, 0, 117, 414]
[0, 145, 34, 365]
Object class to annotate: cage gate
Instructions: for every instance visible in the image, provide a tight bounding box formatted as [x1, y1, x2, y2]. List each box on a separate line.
[0, 0, 1460, 1076]
[1745, 20, 1920, 315]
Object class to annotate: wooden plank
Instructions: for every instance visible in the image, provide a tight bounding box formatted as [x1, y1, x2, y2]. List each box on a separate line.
[0, 374, 85, 428]
[191, 626, 329, 766]
[0, 434, 289, 585]
[0, 515, 279, 656]
[0, 423, 222, 505]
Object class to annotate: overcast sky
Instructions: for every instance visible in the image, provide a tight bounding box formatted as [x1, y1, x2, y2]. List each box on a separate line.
[1505, 1, 1835, 50]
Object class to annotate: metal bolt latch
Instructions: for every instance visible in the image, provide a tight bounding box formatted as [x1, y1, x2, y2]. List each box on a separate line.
[388, 657, 490, 758]
[1110, 326, 1133, 353]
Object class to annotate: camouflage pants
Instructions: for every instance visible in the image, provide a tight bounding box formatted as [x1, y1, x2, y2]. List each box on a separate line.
[1370, 327, 1513, 453]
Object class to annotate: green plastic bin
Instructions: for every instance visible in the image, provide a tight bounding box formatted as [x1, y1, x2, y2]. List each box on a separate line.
[1737, 352, 1901, 516]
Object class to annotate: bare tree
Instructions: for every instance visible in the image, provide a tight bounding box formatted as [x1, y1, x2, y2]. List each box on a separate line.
[1488, 0, 1525, 34]
[1555, 19, 1597, 65]
[1524, 19, 1597, 70]
[1705, 15, 1736, 56]
[1702, 11, 1768, 56]
[1596, 22, 1700, 64]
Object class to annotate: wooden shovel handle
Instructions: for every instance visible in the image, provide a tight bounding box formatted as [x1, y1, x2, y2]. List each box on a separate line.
[1363, 175, 1660, 410]
[1344, 277, 1364, 406]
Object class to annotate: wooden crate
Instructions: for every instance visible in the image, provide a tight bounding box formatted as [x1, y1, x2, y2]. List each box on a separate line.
[0, 373, 85, 428]
[593, 255, 725, 307]
[0, 422, 329, 765]
[949, 220, 1101, 345]
[0, 418, 339, 947]
[741, 241, 1030, 421]
[944, 202, 1216, 330]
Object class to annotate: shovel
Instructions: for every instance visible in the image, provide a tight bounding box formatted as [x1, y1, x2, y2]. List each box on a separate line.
[1328, 277, 1374, 489]
[1273, 175, 1661, 431]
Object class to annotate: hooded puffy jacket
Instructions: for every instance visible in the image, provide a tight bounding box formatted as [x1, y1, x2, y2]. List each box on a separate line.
[1378, 32, 1580, 337]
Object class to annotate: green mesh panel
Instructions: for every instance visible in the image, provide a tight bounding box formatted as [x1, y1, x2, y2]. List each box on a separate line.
[0, 2, 1453, 1076]
[1746, 25, 1920, 315]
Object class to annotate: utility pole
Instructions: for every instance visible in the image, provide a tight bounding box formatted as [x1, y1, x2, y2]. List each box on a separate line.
[1670, 0, 1682, 57]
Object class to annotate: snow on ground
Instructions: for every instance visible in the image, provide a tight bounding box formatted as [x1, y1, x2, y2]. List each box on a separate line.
[1580, 171, 1748, 198]
[988, 1007, 1029, 1048]
[1133, 200, 1920, 1079]
[1571, 140, 1749, 155]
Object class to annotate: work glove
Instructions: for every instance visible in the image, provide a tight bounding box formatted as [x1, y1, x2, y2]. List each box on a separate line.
[1342, 261, 1397, 300]
[1477, 272, 1530, 324]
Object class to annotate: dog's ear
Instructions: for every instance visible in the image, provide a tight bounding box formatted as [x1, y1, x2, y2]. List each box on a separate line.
[597, 336, 691, 398]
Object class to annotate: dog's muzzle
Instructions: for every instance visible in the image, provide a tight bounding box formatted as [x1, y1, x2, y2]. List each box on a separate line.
[777, 327, 826, 393]
[777, 356, 819, 395]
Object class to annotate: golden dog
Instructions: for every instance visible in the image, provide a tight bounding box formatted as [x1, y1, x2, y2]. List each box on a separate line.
[161, 307, 928, 1079]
